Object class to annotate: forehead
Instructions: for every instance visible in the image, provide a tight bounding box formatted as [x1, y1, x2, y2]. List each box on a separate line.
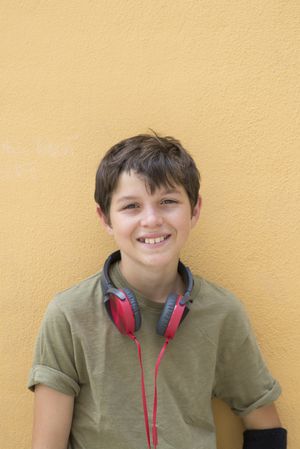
[112, 171, 185, 200]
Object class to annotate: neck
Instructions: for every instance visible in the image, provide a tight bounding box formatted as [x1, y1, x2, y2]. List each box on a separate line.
[119, 257, 185, 303]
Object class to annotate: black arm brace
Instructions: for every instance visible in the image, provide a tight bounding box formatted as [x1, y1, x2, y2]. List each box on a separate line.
[243, 427, 287, 449]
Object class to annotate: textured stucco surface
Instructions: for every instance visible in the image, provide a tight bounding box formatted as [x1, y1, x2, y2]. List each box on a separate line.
[1, 1, 299, 448]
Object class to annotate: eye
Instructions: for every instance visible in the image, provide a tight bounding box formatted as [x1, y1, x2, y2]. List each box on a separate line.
[161, 199, 178, 205]
[122, 203, 139, 210]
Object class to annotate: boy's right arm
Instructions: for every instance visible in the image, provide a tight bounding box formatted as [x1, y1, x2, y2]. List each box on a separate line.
[32, 384, 74, 449]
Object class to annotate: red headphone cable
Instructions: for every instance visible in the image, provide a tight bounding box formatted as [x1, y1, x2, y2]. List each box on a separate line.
[152, 337, 170, 448]
[128, 333, 151, 449]
[128, 332, 170, 449]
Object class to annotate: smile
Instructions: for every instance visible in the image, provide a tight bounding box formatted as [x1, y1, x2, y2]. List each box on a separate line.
[137, 235, 171, 244]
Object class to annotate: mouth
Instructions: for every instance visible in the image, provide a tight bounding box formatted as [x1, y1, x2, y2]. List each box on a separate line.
[137, 234, 171, 245]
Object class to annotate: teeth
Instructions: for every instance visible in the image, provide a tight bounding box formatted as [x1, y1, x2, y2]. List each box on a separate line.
[144, 236, 166, 244]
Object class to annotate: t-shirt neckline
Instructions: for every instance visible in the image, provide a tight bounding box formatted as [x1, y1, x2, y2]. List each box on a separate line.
[109, 260, 200, 312]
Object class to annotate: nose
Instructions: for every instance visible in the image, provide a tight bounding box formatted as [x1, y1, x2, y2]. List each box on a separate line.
[140, 206, 163, 228]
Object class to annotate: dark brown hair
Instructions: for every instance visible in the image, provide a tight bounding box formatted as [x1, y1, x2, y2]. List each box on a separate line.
[94, 132, 200, 217]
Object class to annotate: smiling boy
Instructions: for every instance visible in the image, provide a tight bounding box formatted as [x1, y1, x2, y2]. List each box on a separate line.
[97, 172, 200, 303]
[29, 133, 286, 449]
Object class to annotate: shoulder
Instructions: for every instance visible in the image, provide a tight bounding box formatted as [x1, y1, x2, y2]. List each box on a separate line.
[45, 270, 104, 323]
[190, 275, 251, 343]
[192, 275, 246, 316]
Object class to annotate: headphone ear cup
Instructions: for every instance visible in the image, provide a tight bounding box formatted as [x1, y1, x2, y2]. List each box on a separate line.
[122, 288, 142, 332]
[156, 293, 179, 337]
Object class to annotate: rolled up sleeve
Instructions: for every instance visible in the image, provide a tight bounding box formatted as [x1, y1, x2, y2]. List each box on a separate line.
[213, 302, 281, 416]
[27, 299, 80, 397]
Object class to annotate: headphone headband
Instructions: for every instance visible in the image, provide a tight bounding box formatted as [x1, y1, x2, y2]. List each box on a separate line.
[101, 251, 124, 302]
[101, 250, 194, 305]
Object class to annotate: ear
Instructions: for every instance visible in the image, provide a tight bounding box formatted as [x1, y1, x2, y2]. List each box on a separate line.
[191, 195, 202, 228]
[96, 206, 113, 235]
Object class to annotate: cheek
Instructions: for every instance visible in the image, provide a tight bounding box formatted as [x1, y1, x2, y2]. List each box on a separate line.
[173, 221, 193, 242]
[110, 218, 134, 237]
[176, 210, 193, 228]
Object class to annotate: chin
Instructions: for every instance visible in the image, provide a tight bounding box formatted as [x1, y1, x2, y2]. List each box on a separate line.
[141, 252, 179, 268]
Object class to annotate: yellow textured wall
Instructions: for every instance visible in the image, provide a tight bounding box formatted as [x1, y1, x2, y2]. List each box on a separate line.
[1, 1, 299, 448]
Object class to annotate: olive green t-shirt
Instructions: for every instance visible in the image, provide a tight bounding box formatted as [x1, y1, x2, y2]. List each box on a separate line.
[28, 263, 281, 449]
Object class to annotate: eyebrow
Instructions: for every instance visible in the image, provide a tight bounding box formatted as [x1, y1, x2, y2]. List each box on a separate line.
[162, 188, 181, 194]
[116, 189, 181, 204]
[116, 196, 139, 204]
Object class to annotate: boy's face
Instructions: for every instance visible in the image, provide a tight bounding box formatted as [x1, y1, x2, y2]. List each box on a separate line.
[97, 171, 201, 274]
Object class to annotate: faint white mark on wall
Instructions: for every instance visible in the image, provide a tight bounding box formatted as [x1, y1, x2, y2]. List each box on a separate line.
[0, 142, 35, 180]
[0, 161, 37, 181]
[0, 135, 79, 180]
[15, 162, 37, 179]
[36, 135, 79, 157]
[1, 143, 17, 154]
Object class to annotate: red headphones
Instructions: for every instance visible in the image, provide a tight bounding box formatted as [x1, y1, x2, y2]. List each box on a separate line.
[100, 250, 194, 449]
[101, 250, 194, 339]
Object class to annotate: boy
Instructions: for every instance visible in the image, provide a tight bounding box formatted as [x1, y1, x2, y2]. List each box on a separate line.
[28, 133, 287, 449]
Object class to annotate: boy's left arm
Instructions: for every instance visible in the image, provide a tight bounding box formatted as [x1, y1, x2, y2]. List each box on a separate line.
[241, 403, 287, 448]
[242, 402, 281, 429]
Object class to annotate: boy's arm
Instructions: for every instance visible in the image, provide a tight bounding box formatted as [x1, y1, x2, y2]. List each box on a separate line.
[241, 403, 287, 449]
[32, 384, 74, 449]
[241, 402, 281, 429]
